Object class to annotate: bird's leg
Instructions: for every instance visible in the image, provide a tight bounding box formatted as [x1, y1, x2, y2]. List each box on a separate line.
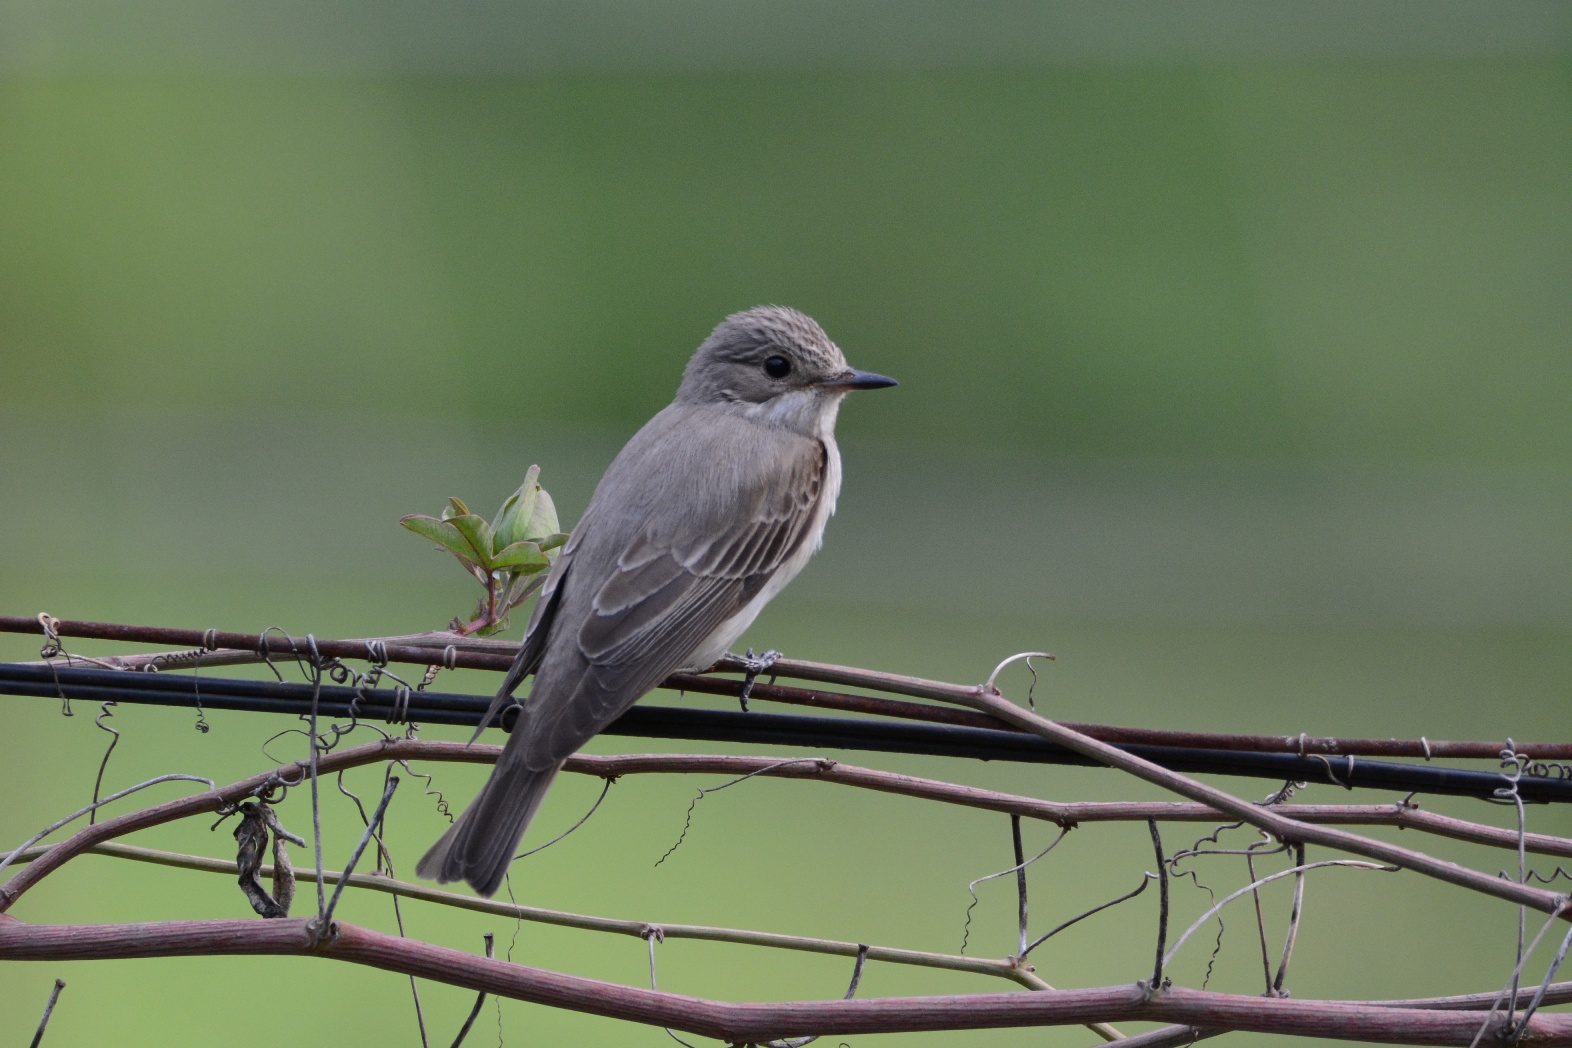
[736, 648, 781, 712]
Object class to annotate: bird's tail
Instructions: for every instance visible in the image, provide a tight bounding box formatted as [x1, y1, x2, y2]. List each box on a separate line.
[415, 748, 562, 897]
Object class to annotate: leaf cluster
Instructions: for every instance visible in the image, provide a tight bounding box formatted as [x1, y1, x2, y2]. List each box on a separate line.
[399, 465, 569, 635]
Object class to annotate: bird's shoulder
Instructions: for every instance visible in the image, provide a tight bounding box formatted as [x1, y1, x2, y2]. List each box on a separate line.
[576, 402, 827, 560]
[516, 402, 832, 763]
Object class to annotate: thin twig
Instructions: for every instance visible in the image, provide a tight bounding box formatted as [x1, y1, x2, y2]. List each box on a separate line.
[1469, 907, 1571, 1048]
[306, 644, 326, 920]
[1023, 874, 1156, 959]
[1516, 922, 1572, 1038]
[1148, 819, 1169, 992]
[28, 978, 66, 1048]
[655, 758, 832, 868]
[336, 767, 429, 1046]
[1165, 861, 1396, 970]
[759, 944, 872, 1048]
[1013, 814, 1029, 958]
[1091, 1026, 1216, 1048]
[1245, 850, 1274, 995]
[960, 826, 1069, 954]
[449, 933, 495, 1048]
[1501, 742, 1529, 1030]
[515, 777, 614, 859]
[313, 776, 399, 941]
[0, 839, 1034, 985]
[0, 773, 214, 882]
[1273, 841, 1307, 994]
[87, 701, 119, 824]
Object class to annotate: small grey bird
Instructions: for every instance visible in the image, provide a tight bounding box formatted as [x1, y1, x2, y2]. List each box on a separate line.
[417, 306, 896, 895]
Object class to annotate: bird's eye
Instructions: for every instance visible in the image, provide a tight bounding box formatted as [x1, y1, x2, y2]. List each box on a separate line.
[763, 355, 792, 379]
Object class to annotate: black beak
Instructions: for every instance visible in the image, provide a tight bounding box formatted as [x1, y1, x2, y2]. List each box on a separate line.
[821, 368, 898, 391]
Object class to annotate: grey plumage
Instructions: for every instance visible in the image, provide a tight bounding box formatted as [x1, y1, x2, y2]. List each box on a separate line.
[416, 306, 895, 896]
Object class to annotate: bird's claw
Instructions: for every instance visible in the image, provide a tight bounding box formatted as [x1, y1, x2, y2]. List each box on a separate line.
[737, 648, 781, 712]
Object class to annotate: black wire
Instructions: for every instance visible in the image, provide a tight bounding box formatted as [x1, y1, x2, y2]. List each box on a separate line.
[3, 663, 1570, 803]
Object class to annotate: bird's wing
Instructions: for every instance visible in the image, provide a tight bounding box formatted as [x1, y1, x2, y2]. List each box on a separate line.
[522, 435, 826, 766]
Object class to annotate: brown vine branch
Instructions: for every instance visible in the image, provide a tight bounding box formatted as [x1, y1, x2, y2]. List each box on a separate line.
[951, 688, 1572, 920]
[7, 616, 1571, 760]
[5, 741, 1554, 1045]
[566, 755, 1572, 857]
[3, 616, 1572, 1044]
[7, 740, 1569, 919]
[2, 916, 1570, 1044]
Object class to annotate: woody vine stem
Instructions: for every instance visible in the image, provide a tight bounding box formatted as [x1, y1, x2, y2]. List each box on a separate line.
[1, 614, 1571, 1046]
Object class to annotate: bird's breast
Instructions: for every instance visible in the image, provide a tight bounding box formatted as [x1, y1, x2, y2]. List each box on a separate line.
[679, 434, 841, 671]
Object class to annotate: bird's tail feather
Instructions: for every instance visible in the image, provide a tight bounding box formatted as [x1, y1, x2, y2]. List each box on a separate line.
[415, 754, 561, 897]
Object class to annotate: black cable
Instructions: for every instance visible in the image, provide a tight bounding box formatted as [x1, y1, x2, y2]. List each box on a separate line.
[1, 663, 1566, 802]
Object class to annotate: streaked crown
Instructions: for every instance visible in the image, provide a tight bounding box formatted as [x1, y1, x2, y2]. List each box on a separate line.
[676, 306, 850, 406]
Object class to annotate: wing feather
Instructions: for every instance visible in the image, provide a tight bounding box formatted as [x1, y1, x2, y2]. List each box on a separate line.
[521, 431, 827, 765]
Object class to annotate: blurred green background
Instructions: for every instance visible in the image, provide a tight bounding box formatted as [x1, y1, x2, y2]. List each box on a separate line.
[3, 3, 1571, 1045]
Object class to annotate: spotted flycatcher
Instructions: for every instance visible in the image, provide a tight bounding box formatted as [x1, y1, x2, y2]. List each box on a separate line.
[417, 306, 896, 895]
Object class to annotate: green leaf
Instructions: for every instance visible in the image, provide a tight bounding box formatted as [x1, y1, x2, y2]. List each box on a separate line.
[492, 540, 549, 571]
[399, 515, 477, 563]
[537, 532, 570, 553]
[491, 493, 524, 543]
[446, 513, 495, 566]
[525, 488, 561, 541]
[491, 465, 542, 545]
[441, 496, 471, 521]
[500, 572, 548, 611]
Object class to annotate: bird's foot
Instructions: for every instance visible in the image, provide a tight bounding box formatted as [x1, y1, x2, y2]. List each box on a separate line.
[736, 648, 781, 712]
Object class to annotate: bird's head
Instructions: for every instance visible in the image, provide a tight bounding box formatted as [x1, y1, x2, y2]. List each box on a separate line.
[677, 306, 896, 423]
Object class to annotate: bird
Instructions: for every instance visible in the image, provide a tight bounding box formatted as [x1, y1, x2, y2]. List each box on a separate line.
[416, 306, 897, 895]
